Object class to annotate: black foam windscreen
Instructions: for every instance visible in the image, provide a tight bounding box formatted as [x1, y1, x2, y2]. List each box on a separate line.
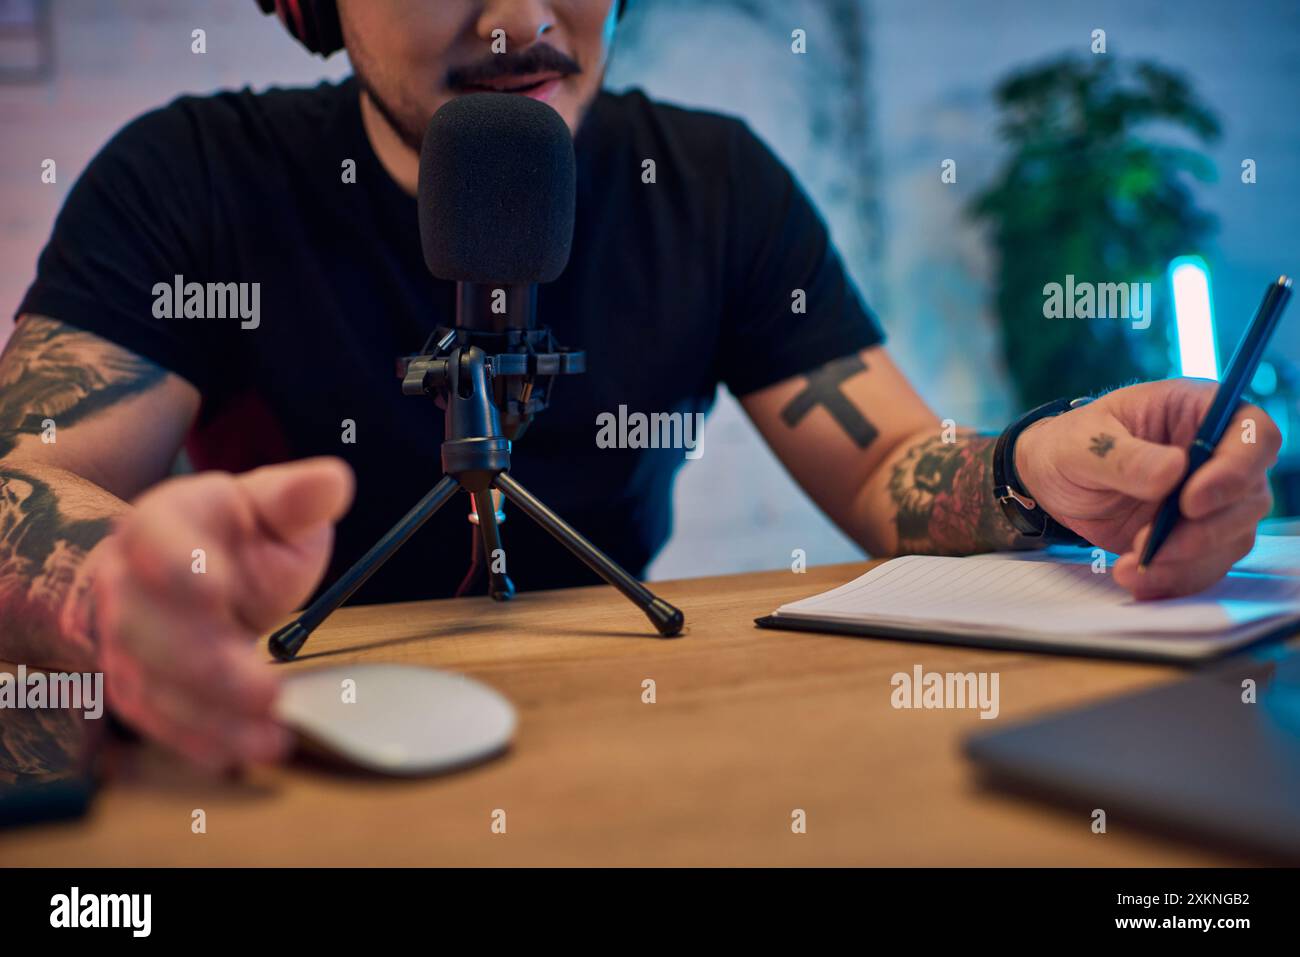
[418, 93, 576, 285]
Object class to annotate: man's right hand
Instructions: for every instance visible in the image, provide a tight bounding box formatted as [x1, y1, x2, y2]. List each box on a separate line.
[73, 457, 354, 770]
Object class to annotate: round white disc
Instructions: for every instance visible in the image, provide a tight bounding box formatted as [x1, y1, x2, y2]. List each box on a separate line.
[275, 664, 516, 775]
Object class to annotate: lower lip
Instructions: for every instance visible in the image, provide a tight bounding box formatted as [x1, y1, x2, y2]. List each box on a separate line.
[466, 76, 563, 103]
[520, 77, 563, 103]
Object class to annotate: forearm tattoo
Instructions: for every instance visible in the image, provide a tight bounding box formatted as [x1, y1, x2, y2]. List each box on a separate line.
[0, 465, 112, 616]
[0, 315, 165, 459]
[0, 699, 91, 787]
[0, 316, 160, 661]
[889, 434, 1032, 555]
[780, 354, 879, 449]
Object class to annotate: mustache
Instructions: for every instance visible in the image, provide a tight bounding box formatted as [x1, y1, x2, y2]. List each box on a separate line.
[445, 43, 582, 90]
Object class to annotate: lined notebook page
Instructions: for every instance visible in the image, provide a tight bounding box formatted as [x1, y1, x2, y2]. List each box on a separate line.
[775, 547, 1300, 638]
[975, 534, 1300, 577]
[1229, 534, 1300, 577]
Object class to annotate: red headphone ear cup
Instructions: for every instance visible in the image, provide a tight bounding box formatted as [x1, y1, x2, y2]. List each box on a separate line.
[266, 0, 343, 56]
[299, 0, 344, 56]
[283, 0, 309, 44]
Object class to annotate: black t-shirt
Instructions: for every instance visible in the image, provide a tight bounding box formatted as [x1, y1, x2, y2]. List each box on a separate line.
[18, 77, 883, 604]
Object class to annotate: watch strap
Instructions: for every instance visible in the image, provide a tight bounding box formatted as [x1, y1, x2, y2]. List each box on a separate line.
[993, 397, 1092, 545]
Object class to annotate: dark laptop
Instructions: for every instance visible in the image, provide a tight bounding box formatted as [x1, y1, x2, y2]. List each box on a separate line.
[965, 647, 1300, 861]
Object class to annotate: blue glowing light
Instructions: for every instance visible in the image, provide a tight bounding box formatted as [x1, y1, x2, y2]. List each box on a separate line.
[1169, 256, 1219, 380]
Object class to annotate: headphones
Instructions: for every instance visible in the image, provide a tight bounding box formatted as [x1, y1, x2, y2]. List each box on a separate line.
[256, 0, 629, 58]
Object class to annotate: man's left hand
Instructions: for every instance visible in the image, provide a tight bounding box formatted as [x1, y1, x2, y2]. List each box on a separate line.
[1014, 378, 1281, 599]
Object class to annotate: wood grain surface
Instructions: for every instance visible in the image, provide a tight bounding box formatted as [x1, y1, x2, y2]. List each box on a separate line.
[0, 561, 1261, 865]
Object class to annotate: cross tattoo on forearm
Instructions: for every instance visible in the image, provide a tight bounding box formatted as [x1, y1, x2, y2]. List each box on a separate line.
[779, 354, 879, 449]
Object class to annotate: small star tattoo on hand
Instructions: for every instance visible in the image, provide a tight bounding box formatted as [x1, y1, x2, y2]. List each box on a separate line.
[1089, 433, 1116, 458]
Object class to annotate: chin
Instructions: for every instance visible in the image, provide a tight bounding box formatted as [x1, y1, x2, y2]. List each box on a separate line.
[550, 100, 584, 134]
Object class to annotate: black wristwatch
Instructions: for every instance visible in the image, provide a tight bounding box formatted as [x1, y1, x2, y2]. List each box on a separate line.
[993, 396, 1093, 545]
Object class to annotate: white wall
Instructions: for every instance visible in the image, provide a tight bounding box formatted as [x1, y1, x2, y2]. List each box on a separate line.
[612, 0, 883, 578]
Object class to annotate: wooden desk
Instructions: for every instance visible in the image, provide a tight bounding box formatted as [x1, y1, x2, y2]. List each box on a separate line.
[0, 561, 1257, 866]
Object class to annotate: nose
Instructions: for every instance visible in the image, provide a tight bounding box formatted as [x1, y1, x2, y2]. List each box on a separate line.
[477, 0, 555, 50]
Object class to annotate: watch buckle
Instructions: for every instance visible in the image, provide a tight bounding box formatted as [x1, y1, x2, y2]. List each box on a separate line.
[996, 485, 1038, 511]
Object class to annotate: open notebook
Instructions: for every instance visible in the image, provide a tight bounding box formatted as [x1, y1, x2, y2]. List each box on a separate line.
[755, 535, 1300, 662]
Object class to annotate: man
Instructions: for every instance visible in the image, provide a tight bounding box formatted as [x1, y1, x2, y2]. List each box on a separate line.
[0, 0, 1279, 769]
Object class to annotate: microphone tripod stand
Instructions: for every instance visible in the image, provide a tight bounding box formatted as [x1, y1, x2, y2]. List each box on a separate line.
[267, 328, 686, 661]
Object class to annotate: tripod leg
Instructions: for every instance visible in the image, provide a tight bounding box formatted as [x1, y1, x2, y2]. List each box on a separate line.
[472, 489, 516, 601]
[268, 474, 462, 660]
[493, 472, 684, 637]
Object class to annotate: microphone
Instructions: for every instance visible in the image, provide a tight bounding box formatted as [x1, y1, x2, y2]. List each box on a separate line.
[419, 91, 575, 285]
[269, 94, 684, 662]
[412, 92, 583, 439]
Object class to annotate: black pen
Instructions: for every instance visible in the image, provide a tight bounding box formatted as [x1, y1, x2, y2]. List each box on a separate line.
[1139, 275, 1293, 570]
